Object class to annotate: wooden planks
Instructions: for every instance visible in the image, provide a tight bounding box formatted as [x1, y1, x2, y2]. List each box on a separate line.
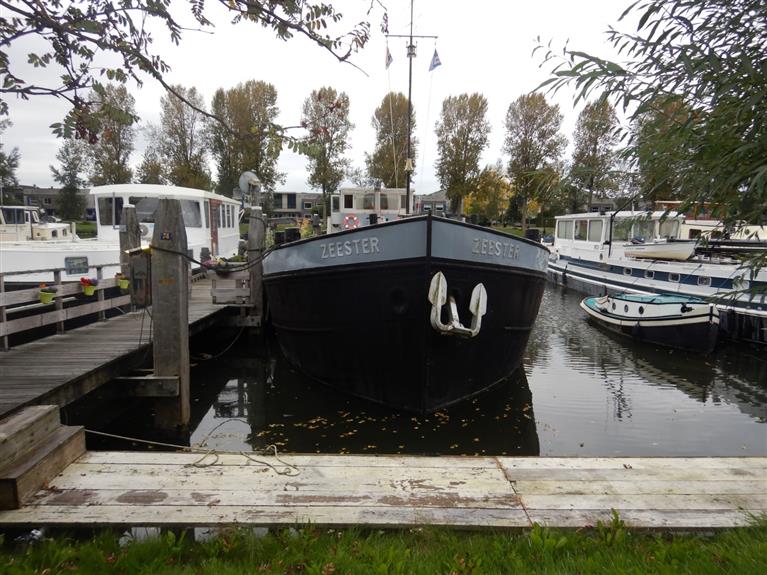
[0, 454, 763, 530]
[0, 279, 227, 419]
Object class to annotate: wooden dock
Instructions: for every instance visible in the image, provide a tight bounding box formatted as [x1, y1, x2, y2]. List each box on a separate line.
[0, 278, 228, 419]
[1, 452, 764, 530]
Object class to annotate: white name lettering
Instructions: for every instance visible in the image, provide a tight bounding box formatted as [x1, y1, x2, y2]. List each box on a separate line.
[320, 236, 382, 259]
[471, 237, 519, 260]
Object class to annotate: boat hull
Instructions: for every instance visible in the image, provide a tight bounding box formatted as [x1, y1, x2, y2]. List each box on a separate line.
[263, 217, 548, 413]
[580, 296, 719, 354]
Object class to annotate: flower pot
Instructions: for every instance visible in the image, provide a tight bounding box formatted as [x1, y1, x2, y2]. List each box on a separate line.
[118, 279, 129, 290]
[39, 291, 55, 304]
[83, 285, 96, 296]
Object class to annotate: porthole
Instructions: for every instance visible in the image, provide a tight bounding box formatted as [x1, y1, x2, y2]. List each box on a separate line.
[638, 306, 644, 315]
[623, 267, 632, 276]
[669, 273, 680, 283]
[698, 276, 711, 287]
[624, 304, 629, 313]
[611, 303, 616, 311]
[644, 270, 655, 279]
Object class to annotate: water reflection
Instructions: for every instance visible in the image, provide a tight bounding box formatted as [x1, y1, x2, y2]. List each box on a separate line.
[190, 351, 540, 457]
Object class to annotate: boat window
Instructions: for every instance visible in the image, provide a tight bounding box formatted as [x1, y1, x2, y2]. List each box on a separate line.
[97, 197, 123, 226]
[401, 194, 408, 210]
[613, 220, 632, 241]
[634, 220, 655, 241]
[669, 272, 680, 283]
[130, 196, 159, 223]
[574, 220, 588, 241]
[733, 276, 750, 290]
[32, 211, 40, 223]
[355, 193, 375, 210]
[24, 211, 30, 223]
[623, 267, 632, 276]
[624, 304, 629, 313]
[659, 219, 680, 238]
[1, 208, 21, 224]
[344, 195, 353, 209]
[204, 201, 210, 228]
[645, 270, 655, 279]
[638, 306, 644, 315]
[698, 276, 711, 287]
[588, 219, 603, 242]
[556, 220, 572, 239]
[332, 196, 340, 212]
[51, 229, 58, 238]
[611, 303, 616, 311]
[379, 193, 389, 210]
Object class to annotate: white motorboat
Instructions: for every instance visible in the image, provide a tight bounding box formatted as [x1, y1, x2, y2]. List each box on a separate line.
[0, 184, 242, 284]
[623, 239, 696, 260]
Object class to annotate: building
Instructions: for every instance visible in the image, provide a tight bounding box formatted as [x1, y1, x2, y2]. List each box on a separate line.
[18, 185, 93, 218]
[415, 190, 449, 216]
[272, 191, 323, 219]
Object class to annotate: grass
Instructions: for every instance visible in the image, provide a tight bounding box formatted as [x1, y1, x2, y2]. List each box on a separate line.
[74, 221, 97, 238]
[2, 516, 765, 574]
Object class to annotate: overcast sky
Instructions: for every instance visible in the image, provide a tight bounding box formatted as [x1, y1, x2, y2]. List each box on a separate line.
[4, 0, 627, 195]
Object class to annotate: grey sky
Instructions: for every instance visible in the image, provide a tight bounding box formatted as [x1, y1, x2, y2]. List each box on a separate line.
[3, 0, 625, 194]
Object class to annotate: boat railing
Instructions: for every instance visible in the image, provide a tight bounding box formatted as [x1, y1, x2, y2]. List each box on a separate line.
[0, 262, 127, 351]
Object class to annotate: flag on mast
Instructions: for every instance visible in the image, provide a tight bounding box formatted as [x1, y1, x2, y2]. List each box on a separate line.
[386, 47, 393, 69]
[429, 49, 442, 71]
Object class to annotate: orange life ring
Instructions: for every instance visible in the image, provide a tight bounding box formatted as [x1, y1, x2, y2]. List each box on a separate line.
[343, 214, 360, 229]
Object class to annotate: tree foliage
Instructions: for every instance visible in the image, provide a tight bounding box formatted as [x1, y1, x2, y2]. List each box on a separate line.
[503, 93, 566, 231]
[87, 84, 136, 185]
[302, 86, 352, 199]
[135, 143, 165, 185]
[1, 1, 385, 140]
[536, 0, 767, 229]
[464, 162, 512, 224]
[434, 93, 490, 212]
[0, 119, 20, 202]
[50, 139, 88, 220]
[156, 85, 211, 190]
[569, 99, 619, 210]
[366, 92, 414, 189]
[208, 80, 284, 196]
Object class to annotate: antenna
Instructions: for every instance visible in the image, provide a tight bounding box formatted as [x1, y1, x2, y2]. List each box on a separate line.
[386, 0, 437, 215]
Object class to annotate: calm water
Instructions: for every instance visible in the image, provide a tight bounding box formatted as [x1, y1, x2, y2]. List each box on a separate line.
[97, 284, 767, 456]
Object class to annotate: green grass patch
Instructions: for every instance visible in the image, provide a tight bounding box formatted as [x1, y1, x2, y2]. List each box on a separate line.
[494, 225, 524, 237]
[2, 516, 765, 574]
[75, 221, 97, 238]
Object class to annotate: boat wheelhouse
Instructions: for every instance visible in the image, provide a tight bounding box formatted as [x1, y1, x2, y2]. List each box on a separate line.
[0, 184, 241, 284]
[549, 211, 767, 345]
[1, 205, 74, 242]
[328, 187, 412, 232]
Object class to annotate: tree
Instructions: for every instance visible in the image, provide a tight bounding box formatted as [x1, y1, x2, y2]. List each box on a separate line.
[50, 139, 89, 220]
[302, 86, 352, 204]
[208, 80, 284, 197]
[434, 93, 490, 212]
[1, 1, 384, 139]
[135, 144, 165, 185]
[88, 84, 136, 185]
[0, 119, 20, 203]
[536, 0, 767, 231]
[465, 162, 512, 224]
[570, 99, 619, 210]
[157, 85, 211, 190]
[366, 92, 415, 188]
[503, 93, 566, 231]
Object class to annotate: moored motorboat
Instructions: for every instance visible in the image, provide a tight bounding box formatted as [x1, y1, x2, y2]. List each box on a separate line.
[262, 214, 549, 413]
[580, 293, 719, 353]
[623, 239, 696, 260]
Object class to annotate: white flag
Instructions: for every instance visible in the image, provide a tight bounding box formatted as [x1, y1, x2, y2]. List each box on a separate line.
[429, 49, 442, 71]
[386, 47, 393, 69]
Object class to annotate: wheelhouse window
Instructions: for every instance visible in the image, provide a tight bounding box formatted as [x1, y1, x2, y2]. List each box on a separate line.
[588, 219, 603, 242]
[379, 193, 389, 210]
[613, 220, 632, 241]
[332, 196, 340, 212]
[634, 220, 655, 241]
[400, 194, 407, 209]
[344, 195, 353, 209]
[556, 220, 573, 239]
[574, 220, 588, 241]
[97, 197, 124, 226]
[355, 193, 375, 210]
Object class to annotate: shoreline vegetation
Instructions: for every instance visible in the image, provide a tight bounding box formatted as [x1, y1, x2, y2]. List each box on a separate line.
[2, 515, 765, 574]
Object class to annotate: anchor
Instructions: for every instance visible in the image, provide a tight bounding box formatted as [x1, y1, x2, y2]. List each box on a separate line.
[427, 271, 487, 337]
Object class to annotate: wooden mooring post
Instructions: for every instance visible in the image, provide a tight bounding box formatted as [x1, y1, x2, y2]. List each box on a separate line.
[149, 199, 190, 432]
[119, 206, 149, 309]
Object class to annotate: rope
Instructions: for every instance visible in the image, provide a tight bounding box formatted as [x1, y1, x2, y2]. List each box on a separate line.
[191, 325, 245, 361]
[84, 428, 300, 476]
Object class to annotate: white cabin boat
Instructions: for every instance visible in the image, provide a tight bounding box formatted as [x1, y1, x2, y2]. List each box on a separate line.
[548, 210, 767, 345]
[0, 184, 241, 284]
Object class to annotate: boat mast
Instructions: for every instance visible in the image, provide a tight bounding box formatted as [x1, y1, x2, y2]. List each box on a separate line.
[386, 0, 437, 215]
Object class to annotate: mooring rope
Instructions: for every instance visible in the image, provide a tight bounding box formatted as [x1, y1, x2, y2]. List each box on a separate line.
[84, 428, 300, 476]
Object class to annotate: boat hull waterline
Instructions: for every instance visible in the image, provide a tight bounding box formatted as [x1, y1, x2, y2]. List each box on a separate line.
[580, 294, 719, 353]
[262, 216, 549, 413]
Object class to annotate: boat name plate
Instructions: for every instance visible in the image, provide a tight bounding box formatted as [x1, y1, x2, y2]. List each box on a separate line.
[471, 238, 519, 260]
[320, 237, 381, 259]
